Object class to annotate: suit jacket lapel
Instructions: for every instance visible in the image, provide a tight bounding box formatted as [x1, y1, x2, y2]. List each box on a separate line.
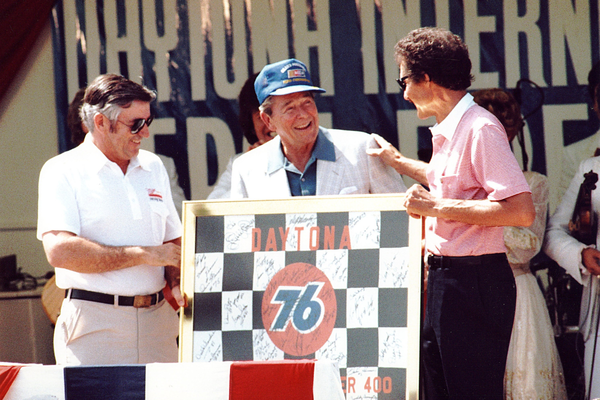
[265, 167, 292, 197]
[316, 146, 344, 195]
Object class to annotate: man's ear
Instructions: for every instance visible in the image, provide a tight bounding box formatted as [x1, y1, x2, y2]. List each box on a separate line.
[261, 111, 277, 133]
[93, 113, 108, 133]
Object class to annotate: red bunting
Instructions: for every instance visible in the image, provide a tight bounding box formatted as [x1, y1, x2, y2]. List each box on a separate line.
[229, 360, 315, 400]
[0, 366, 22, 400]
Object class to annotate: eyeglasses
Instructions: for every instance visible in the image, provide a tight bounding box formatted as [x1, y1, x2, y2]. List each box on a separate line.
[396, 75, 412, 92]
[117, 115, 154, 134]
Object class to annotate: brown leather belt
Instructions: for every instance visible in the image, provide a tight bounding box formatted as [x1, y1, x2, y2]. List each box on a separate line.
[67, 288, 164, 308]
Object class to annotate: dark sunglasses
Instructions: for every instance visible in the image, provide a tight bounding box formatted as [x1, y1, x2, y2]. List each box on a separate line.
[396, 75, 412, 92]
[117, 115, 154, 134]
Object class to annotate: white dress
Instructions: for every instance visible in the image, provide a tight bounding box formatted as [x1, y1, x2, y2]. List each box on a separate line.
[504, 171, 568, 399]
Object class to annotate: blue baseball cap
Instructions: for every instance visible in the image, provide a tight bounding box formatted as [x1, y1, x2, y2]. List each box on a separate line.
[254, 59, 326, 105]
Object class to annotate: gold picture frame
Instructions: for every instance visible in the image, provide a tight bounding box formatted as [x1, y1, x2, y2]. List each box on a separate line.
[180, 194, 422, 399]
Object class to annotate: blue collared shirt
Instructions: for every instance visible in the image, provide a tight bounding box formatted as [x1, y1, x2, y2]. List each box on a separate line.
[267, 130, 336, 196]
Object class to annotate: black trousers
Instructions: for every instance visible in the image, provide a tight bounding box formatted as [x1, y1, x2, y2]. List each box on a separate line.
[422, 253, 516, 400]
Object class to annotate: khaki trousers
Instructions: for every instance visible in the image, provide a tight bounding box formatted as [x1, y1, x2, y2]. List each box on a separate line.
[54, 295, 179, 365]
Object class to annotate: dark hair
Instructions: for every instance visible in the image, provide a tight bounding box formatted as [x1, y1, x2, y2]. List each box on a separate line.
[394, 27, 473, 91]
[238, 73, 260, 145]
[67, 87, 87, 145]
[588, 60, 600, 102]
[83, 73, 155, 108]
[80, 74, 156, 132]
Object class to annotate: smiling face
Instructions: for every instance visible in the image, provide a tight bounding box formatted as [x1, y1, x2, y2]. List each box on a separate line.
[92, 100, 151, 172]
[400, 62, 435, 120]
[261, 91, 320, 155]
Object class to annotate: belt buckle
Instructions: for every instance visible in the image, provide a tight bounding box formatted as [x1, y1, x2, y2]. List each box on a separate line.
[427, 254, 437, 268]
[427, 254, 443, 269]
[133, 295, 152, 308]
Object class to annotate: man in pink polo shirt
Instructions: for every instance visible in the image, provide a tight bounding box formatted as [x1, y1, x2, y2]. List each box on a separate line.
[369, 28, 535, 399]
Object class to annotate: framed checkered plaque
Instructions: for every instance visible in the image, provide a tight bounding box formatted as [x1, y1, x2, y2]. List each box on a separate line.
[180, 194, 422, 400]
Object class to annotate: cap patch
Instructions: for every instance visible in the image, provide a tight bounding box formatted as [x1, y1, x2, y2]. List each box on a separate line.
[287, 69, 306, 78]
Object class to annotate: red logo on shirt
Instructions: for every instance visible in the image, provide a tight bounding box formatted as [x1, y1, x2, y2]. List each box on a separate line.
[147, 188, 163, 201]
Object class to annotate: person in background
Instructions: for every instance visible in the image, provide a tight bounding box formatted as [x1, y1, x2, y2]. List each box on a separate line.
[157, 154, 186, 217]
[368, 27, 535, 399]
[230, 58, 406, 198]
[66, 87, 88, 146]
[558, 61, 600, 203]
[207, 72, 275, 199]
[37, 73, 185, 365]
[473, 88, 567, 399]
[544, 97, 600, 398]
[66, 84, 186, 217]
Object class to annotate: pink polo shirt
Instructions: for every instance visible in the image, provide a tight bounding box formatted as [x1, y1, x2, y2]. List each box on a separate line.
[425, 94, 531, 257]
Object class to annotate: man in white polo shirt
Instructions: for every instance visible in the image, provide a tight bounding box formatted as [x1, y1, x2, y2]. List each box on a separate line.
[37, 74, 185, 365]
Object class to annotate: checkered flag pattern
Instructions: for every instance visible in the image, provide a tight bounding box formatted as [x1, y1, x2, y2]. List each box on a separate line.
[192, 210, 412, 399]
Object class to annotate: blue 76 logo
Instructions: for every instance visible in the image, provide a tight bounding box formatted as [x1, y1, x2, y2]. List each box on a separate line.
[269, 282, 325, 333]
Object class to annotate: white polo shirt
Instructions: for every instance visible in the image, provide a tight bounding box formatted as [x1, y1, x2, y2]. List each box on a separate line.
[37, 135, 182, 296]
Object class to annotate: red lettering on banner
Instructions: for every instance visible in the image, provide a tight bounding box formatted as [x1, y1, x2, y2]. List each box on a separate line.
[252, 228, 261, 251]
[383, 377, 392, 393]
[309, 227, 320, 251]
[265, 228, 277, 251]
[295, 226, 304, 250]
[279, 227, 289, 250]
[364, 377, 372, 392]
[323, 226, 335, 249]
[251, 225, 351, 251]
[342, 375, 393, 395]
[347, 376, 355, 393]
[339, 225, 351, 249]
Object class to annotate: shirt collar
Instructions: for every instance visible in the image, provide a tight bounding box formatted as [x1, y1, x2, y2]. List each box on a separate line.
[267, 127, 336, 174]
[81, 133, 146, 174]
[429, 93, 475, 141]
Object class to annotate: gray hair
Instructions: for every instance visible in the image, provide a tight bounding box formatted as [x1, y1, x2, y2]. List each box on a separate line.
[80, 102, 123, 133]
[259, 96, 274, 116]
[79, 74, 156, 133]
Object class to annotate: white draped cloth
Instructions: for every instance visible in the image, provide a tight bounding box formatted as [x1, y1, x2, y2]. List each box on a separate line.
[504, 171, 567, 399]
